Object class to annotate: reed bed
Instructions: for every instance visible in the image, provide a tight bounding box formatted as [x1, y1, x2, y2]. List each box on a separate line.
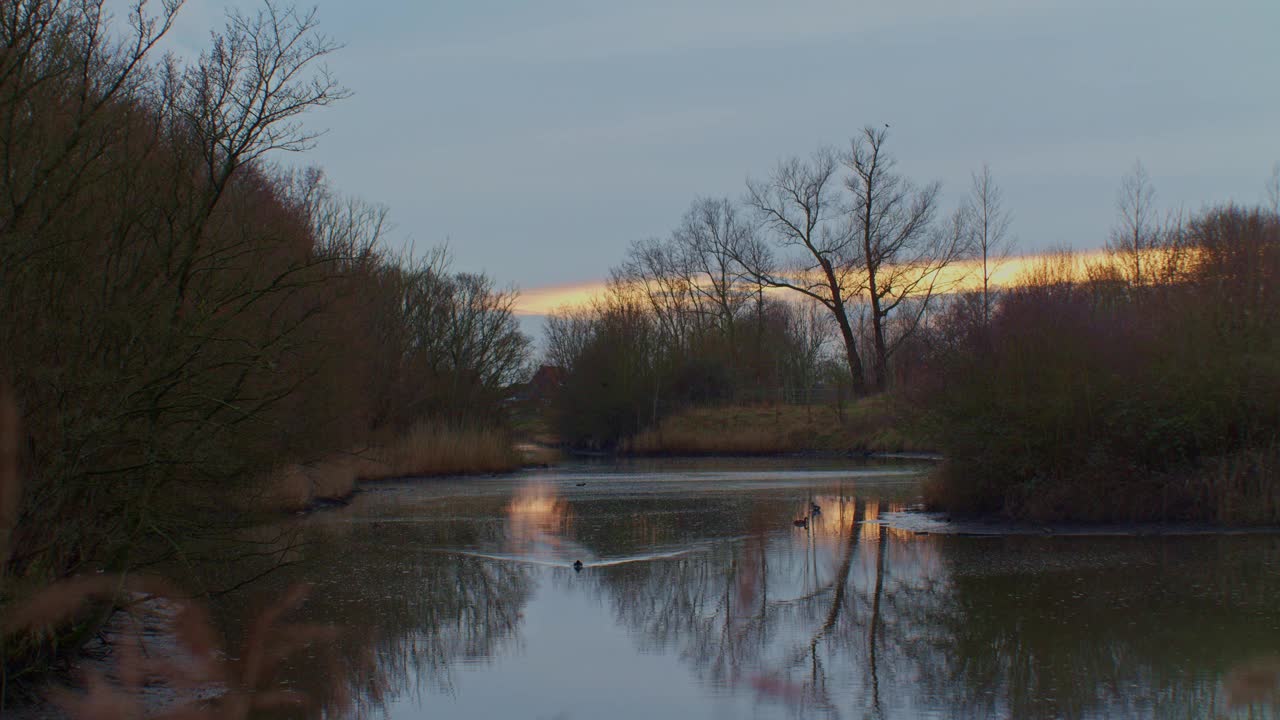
[256, 422, 524, 512]
[387, 423, 522, 478]
[623, 398, 930, 456]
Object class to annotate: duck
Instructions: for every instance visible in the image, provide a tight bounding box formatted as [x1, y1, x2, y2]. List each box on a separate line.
[573, 560, 584, 572]
[793, 518, 808, 528]
[810, 503, 821, 515]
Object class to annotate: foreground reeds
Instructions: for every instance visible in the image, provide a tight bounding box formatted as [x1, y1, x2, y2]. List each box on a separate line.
[0, 384, 370, 717]
[4, 576, 364, 719]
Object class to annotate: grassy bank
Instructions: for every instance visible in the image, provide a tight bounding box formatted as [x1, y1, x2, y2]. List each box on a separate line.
[622, 396, 931, 456]
[256, 423, 526, 512]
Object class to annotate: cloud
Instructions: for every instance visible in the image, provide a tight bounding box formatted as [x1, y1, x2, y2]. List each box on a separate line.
[511, 248, 1117, 317]
[533, 108, 738, 147]
[514, 281, 606, 316]
[997, 124, 1280, 179]
[410, 0, 1060, 63]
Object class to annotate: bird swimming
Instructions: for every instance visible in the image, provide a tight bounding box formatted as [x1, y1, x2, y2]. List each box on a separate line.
[793, 517, 808, 528]
[573, 560, 583, 571]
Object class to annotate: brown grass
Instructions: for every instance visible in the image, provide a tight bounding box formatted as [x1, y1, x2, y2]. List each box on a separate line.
[623, 396, 932, 456]
[629, 424, 798, 455]
[253, 422, 525, 513]
[256, 455, 386, 513]
[386, 422, 521, 477]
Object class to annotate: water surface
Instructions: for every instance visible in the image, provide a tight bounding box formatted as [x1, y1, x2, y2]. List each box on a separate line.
[253, 457, 1280, 719]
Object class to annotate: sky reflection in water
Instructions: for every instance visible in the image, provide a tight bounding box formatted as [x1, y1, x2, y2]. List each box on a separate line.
[272, 458, 1280, 720]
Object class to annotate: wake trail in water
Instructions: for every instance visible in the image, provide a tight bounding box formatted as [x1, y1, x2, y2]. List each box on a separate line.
[440, 537, 750, 569]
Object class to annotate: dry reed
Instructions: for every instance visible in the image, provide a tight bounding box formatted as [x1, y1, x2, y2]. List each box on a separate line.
[625, 400, 930, 456]
[386, 422, 521, 477]
[253, 421, 524, 513]
[628, 425, 798, 455]
[4, 577, 359, 719]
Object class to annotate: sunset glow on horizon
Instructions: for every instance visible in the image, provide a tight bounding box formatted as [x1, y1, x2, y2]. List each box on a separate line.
[514, 248, 1114, 316]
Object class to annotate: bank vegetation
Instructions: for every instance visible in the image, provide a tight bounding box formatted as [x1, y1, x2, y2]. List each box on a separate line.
[543, 143, 1279, 525]
[0, 0, 531, 688]
[920, 203, 1279, 524]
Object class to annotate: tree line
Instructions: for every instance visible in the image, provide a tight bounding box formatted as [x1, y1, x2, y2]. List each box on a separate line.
[0, 0, 531, 679]
[544, 134, 1278, 525]
[544, 127, 1011, 447]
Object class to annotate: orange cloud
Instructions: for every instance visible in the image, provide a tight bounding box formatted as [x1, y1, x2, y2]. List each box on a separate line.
[514, 248, 1115, 316]
[514, 281, 608, 316]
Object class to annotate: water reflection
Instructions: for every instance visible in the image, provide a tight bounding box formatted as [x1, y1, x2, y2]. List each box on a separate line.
[259, 496, 536, 715]
[588, 494, 949, 718]
[505, 481, 573, 559]
[253, 461, 1280, 719]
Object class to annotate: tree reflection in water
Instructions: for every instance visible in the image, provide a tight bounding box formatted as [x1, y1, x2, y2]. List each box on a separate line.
[911, 535, 1280, 719]
[248, 474, 1280, 720]
[254, 497, 537, 717]
[579, 494, 945, 718]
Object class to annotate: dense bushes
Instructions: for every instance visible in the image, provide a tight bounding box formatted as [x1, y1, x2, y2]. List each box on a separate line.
[546, 285, 835, 448]
[0, 0, 530, 678]
[920, 206, 1280, 523]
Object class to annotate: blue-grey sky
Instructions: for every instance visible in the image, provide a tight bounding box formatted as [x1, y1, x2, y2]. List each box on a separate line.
[153, 0, 1279, 291]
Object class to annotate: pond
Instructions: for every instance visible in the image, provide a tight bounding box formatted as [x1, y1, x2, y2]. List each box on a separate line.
[242, 457, 1280, 719]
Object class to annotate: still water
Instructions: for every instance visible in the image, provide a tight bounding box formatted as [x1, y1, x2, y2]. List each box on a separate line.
[249, 457, 1280, 719]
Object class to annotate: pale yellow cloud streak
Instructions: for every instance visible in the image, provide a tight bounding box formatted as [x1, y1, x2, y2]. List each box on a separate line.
[514, 249, 1113, 316]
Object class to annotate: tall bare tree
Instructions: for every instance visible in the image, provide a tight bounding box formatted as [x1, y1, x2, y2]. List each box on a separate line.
[963, 163, 1014, 325]
[845, 127, 967, 390]
[738, 149, 868, 394]
[1267, 162, 1279, 217]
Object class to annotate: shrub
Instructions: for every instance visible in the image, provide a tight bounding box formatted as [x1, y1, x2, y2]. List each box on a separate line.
[921, 208, 1280, 523]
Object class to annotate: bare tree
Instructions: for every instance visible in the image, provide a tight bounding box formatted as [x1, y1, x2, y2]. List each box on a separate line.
[180, 1, 350, 182]
[1267, 161, 1279, 217]
[782, 297, 833, 403]
[963, 163, 1015, 325]
[738, 148, 869, 395]
[1108, 159, 1158, 286]
[544, 306, 596, 372]
[615, 236, 698, 353]
[671, 197, 757, 336]
[292, 166, 390, 269]
[0, 0, 183, 244]
[0, 0, 377, 632]
[845, 127, 967, 390]
[442, 273, 532, 391]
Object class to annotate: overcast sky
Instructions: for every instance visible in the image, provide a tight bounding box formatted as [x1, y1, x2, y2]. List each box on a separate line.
[151, 0, 1279, 293]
